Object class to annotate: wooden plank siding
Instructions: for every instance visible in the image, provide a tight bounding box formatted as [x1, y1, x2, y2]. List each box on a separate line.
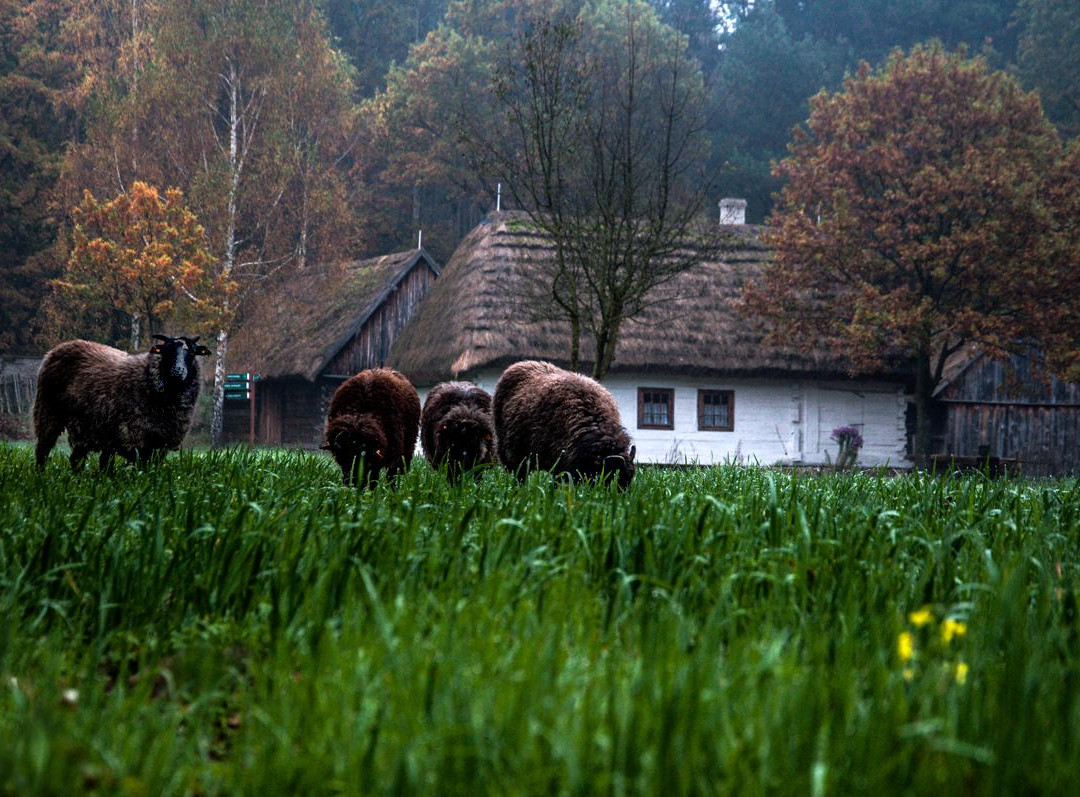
[323, 265, 435, 377]
[936, 351, 1080, 475]
[942, 404, 1080, 476]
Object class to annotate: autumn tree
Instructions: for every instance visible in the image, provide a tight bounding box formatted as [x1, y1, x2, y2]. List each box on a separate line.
[0, 0, 147, 350]
[46, 182, 230, 349]
[1038, 139, 1080, 382]
[60, 0, 361, 444]
[465, 0, 717, 379]
[744, 44, 1071, 464]
[354, 1, 510, 260]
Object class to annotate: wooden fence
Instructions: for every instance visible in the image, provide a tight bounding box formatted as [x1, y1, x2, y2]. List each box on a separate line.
[0, 373, 35, 416]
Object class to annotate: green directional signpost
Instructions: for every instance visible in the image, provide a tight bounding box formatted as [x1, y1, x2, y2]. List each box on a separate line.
[224, 372, 260, 444]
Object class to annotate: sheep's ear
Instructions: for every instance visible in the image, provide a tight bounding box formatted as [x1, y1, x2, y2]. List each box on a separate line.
[194, 345, 211, 356]
[320, 441, 332, 451]
[149, 345, 162, 354]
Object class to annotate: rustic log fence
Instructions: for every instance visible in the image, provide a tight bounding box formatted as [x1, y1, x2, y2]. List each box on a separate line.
[1, 373, 35, 416]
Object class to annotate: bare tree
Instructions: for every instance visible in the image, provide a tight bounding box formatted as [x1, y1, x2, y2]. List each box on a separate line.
[467, 1, 718, 379]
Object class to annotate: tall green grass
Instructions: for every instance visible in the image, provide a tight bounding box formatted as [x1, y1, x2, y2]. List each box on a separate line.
[1, 444, 1078, 795]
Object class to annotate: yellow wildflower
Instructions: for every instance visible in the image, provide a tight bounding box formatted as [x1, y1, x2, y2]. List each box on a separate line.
[897, 631, 914, 662]
[953, 661, 969, 684]
[941, 619, 967, 644]
[902, 667, 915, 682]
[908, 606, 933, 627]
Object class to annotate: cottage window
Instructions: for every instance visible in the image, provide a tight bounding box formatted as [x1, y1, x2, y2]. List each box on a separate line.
[698, 390, 734, 431]
[638, 388, 674, 430]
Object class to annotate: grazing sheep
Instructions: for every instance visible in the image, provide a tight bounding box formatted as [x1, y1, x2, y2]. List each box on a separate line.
[420, 381, 495, 480]
[322, 368, 420, 487]
[34, 335, 211, 470]
[493, 360, 636, 488]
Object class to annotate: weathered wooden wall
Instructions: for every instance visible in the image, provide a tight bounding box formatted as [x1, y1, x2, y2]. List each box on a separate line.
[324, 265, 436, 377]
[936, 353, 1080, 475]
[941, 403, 1080, 476]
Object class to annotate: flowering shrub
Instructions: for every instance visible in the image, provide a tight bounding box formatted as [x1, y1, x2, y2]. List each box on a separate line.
[830, 425, 864, 468]
[831, 425, 864, 451]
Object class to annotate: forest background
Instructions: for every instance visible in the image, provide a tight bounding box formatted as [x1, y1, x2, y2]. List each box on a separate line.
[1, 0, 1077, 357]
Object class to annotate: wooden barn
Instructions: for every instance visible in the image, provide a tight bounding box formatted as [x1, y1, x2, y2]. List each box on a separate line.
[388, 212, 913, 467]
[223, 249, 440, 447]
[931, 347, 1080, 476]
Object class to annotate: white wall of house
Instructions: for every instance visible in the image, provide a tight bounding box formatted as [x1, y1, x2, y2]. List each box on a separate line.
[416, 369, 910, 468]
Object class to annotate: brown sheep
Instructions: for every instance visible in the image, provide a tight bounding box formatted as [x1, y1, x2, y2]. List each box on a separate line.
[420, 381, 495, 481]
[34, 335, 211, 470]
[493, 360, 636, 488]
[322, 368, 420, 487]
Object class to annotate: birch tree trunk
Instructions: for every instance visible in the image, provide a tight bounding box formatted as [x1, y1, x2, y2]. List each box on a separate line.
[210, 58, 247, 447]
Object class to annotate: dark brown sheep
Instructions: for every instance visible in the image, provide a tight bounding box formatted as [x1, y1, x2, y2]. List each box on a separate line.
[420, 381, 495, 480]
[322, 368, 421, 487]
[34, 335, 211, 470]
[493, 360, 636, 488]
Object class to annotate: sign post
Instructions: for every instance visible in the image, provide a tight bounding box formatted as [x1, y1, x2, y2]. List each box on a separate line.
[224, 372, 260, 445]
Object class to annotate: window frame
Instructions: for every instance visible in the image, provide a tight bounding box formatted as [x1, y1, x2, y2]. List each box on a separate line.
[637, 387, 675, 430]
[697, 389, 735, 432]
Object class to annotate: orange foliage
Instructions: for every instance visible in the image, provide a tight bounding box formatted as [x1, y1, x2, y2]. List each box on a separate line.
[743, 44, 1077, 459]
[48, 181, 233, 347]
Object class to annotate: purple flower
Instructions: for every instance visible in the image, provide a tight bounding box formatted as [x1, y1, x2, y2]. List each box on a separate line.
[831, 425, 864, 451]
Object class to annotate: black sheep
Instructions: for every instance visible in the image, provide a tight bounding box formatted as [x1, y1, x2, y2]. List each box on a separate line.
[420, 381, 495, 480]
[34, 335, 211, 470]
[493, 360, 636, 488]
[322, 368, 421, 487]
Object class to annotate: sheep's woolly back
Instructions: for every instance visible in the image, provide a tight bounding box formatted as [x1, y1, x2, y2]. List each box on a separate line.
[420, 381, 494, 476]
[493, 360, 634, 485]
[324, 368, 421, 486]
[34, 339, 202, 468]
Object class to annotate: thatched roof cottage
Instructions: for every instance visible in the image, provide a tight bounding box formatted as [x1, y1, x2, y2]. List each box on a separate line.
[388, 212, 912, 467]
[224, 249, 440, 446]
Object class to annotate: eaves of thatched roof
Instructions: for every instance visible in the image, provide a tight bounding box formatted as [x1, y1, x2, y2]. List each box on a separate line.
[227, 249, 440, 381]
[387, 212, 908, 385]
[932, 344, 984, 398]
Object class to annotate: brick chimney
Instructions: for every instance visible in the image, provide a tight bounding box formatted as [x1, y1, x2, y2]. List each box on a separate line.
[719, 198, 747, 225]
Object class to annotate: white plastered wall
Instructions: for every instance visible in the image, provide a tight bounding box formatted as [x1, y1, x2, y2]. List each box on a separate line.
[416, 369, 910, 468]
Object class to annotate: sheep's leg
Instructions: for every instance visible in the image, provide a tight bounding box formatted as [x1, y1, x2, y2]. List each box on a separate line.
[98, 448, 117, 472]
[34, 419, 64, 470]
[69, 445, 89, 471]
[136, 448, 165, 468]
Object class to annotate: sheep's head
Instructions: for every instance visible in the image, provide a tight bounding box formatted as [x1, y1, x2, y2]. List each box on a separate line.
[322, 414, 388, 487]
[149, 335, 211, 390]
[565, 424, 636, 489]
[435, 405, 494, 476]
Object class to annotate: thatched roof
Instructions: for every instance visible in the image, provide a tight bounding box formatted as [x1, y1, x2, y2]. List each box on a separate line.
[227, 249, 440, 381]
[387, 212, 907, 385]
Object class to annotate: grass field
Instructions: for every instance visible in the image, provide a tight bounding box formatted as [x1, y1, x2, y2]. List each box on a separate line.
[1, 443, 1078, 795]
